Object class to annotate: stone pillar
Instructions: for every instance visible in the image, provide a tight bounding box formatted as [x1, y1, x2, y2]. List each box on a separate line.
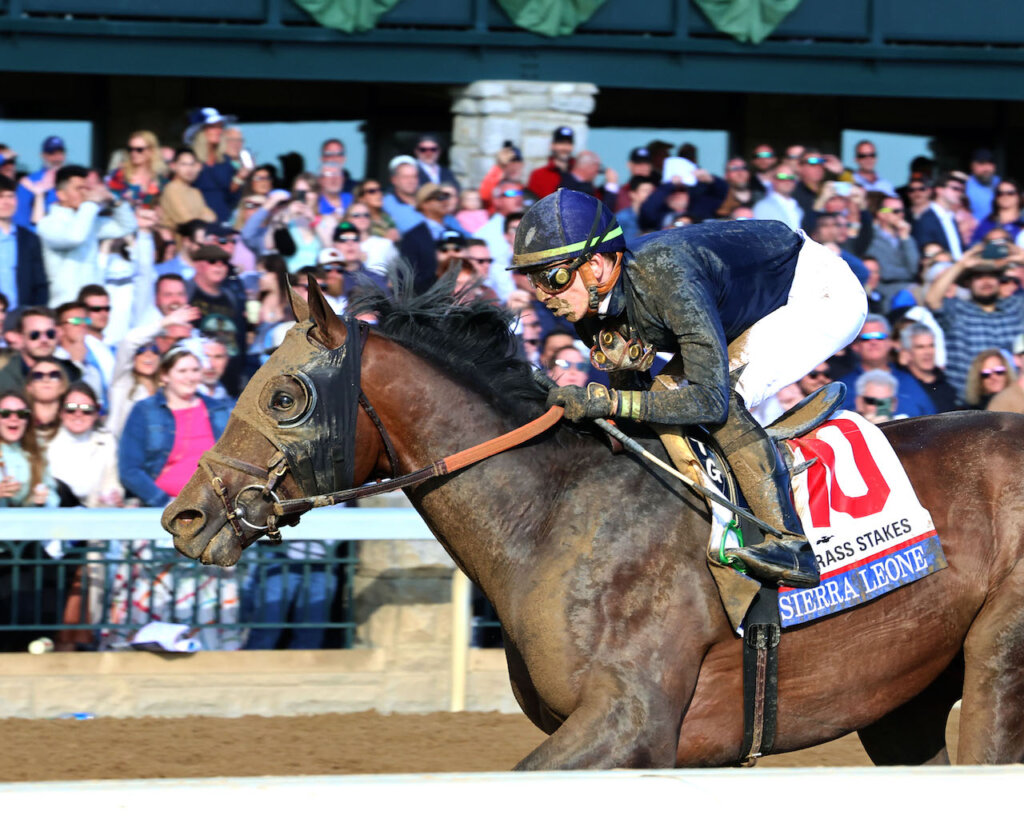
[449, 80, 599, 191]
[351, 492, 459, 711]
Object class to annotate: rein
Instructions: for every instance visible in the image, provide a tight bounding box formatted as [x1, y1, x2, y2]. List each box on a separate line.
[273, 404, 564, 517]
[197, 314, 564, 539]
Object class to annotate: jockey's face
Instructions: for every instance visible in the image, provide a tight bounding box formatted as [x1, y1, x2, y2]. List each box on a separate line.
[530, 256, 607, 323]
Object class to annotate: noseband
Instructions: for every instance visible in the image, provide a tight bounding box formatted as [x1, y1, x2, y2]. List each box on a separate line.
[197, 317, 398, 542]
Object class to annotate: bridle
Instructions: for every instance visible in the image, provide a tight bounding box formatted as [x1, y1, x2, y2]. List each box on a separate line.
[197, 316, 561, 542]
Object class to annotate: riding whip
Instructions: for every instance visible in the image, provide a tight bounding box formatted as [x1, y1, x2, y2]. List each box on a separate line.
[533, 370, 784, 537]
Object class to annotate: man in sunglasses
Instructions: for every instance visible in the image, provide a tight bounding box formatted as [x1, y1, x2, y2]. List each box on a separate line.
[912, 171, 968, 259]
[854, 370, 904, 425]
[414, 134, 459, 193]
[528, 126, 577, 201]
[838, 314, 935, 418]
[511, 188, 867, 589]
[867, 196, 920, 307]
[54, 301, 107, 408]
[851, 140, 896, 197]
[752, 166, 803, 230]
[473, 181, 525, 300]
[0, 306, 79, 393]
[398, 185, 463, 294]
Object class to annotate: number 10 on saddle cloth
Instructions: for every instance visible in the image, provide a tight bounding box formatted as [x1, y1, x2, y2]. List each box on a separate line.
[779, 412, 946, 628]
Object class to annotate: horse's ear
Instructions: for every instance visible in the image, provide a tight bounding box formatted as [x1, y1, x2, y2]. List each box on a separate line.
[280, 268, 309, 323]
[305, 272, 348, 349]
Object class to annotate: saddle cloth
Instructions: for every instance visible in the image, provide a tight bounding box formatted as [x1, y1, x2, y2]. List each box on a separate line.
[658, 412, 946, 632]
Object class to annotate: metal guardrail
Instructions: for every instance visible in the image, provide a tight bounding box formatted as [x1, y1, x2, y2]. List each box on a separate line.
[0, 506, 436, 652]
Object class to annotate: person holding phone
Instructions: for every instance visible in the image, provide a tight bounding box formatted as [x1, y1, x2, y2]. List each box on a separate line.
[867, 195, 920, 308]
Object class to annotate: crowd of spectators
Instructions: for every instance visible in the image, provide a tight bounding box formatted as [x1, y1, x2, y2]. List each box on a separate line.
[2, 106, 1024, 649]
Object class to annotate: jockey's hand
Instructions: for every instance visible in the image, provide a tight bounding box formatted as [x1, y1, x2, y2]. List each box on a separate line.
[546, 384, 614, 422]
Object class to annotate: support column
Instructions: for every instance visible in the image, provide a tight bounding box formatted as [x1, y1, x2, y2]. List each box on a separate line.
[449, 80, 599, 191]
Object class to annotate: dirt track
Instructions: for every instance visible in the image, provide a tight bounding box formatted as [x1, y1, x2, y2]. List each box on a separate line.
[0, 711, 870, 781]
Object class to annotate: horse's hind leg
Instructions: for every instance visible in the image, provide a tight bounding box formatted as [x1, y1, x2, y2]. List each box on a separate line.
[958, 563, 1024, 764]
[857, 653, 963, 765]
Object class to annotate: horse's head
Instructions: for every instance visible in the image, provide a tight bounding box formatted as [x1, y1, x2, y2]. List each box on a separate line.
[162, 276, 385, 566]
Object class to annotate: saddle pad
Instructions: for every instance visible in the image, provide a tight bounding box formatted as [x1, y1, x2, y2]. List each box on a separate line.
[779, 411, 947, 628]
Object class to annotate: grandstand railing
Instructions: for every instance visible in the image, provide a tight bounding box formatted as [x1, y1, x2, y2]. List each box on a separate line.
[0, 506, 440, 652]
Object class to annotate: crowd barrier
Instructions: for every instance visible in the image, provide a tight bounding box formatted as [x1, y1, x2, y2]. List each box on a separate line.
[0, 767, 1019, 816]
[0, 506, 443, 652]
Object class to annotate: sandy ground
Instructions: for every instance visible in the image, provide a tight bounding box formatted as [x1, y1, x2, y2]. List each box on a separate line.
[0, 711, 872, 781]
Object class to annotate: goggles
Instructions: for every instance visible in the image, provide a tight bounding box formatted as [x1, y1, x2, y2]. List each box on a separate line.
[859, 331, 888, 341]
[528, 264, 577, 296]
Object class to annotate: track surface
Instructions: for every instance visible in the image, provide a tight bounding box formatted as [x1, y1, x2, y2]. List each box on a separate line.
[0, 711, 870, 781]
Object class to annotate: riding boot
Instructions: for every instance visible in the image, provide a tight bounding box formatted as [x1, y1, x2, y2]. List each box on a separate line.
[712, 392, 820, 589]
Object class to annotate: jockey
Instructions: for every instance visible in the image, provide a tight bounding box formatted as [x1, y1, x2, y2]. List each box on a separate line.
[510, 189, 867, 588]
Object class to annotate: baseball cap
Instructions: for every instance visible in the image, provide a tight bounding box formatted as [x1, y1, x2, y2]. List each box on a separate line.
[331, 221, 359, 241]
[317, 247, 345, 266]
[629, 147, 651, 163]
[415, 183, 451, 206]
[971, 148, 996, 164]
[552, 126, 575, 144]
[192, 244, 231, 263]
[388, 154, 417, 173]
[436, 229, 465, 249]
[42, 136, 66, 154]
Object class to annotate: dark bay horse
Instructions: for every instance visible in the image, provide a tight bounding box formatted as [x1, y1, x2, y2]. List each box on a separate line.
[163, 276, 1024, 769]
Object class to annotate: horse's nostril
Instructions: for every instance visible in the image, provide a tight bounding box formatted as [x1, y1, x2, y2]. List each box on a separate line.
[171, 509, 206, 536]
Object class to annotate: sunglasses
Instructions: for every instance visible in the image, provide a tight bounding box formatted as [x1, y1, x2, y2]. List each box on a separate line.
[803, 157, 824, 165]
[856, 152, 876, 159]
[862, 396, 893, 408]
[726, 164, 747, 172]
[252, 174, 272, 182]
[243, 201, 262, 209]
[428, 192, 452, 202]
[417, 145, 440, 153]
[63, 402, 96, 415]
[438, 244, 462, 253]
[30, 370, 63, 381]
[528, 264, 577, 295]
[859, 331, 888, 341]
[335, 236, 359, 244]
[214, 237, 236, 245]
[361, 186, 381, 194]
[0, 408, 30, 420]
[321, 264, 345, 273]
[135, 343, 160, 355]
[775, 173, 796, 181]
[469, 257, 494, 265]
[879, 207, 904, 214]
[500, 189, 524, 198]
[86, 304, 111, 313]
[64, 316, 91, 326]
[127, 145, 148, 153]
[28, 328, 57, 341]
[753, 151, 774, 159]
[348, 212, 371, 218]
[997, 189, 1018, 196]
[806, 369, 830, 379]
[322, 150, 345, 158]
[554, 359, 589, 372]
[785, 153, 803, 161]
[982, 367, 1008, 377]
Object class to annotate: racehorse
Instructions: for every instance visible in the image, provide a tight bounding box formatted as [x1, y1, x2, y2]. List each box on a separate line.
[163, 274, 1024, 769]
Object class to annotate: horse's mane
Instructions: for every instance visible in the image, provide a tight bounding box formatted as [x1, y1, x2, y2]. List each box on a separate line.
[350, 268, 547, 419]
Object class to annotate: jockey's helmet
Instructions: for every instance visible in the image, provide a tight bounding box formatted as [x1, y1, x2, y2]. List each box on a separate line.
[509, 190, 625, 309]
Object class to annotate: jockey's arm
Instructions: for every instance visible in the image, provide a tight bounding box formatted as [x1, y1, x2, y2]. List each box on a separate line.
[612, 285, 730, 426]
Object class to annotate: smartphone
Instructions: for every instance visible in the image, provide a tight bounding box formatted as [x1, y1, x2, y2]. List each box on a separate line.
[239, 149, 254, 170]
[982, 239, 1010, 260]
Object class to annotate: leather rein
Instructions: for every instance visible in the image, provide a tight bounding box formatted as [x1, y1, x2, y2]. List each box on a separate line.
[198, 321, 563, 542]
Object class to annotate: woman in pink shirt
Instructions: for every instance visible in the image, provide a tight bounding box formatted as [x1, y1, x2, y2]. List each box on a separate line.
[118, 347, 233, 507]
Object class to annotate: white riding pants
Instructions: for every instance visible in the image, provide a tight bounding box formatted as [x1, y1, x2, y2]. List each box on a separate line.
[731, 235, 867, 409]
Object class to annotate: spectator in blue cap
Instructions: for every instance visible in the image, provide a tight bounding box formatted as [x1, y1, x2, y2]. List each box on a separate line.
[14, 136, 65, 231]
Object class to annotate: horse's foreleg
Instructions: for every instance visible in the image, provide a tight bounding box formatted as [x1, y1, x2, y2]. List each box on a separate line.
[958, 563, 1024, 764]
[513, 672, 688, 770]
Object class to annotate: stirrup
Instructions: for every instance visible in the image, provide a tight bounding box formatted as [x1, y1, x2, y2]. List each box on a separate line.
[724, 536, 820, 589]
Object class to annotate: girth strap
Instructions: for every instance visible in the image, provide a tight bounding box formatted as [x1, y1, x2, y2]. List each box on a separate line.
[740, 586, 781, 765]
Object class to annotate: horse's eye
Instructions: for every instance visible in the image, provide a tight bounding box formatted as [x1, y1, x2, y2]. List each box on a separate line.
[272, 392, 294, 411]
[260, 374, 314, 427]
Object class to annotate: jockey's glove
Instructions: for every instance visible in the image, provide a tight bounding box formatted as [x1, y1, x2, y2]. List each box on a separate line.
[546, 383, 650, 423]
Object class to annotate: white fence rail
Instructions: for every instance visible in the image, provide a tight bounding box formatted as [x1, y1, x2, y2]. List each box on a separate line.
[1, 506, 435, 541]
